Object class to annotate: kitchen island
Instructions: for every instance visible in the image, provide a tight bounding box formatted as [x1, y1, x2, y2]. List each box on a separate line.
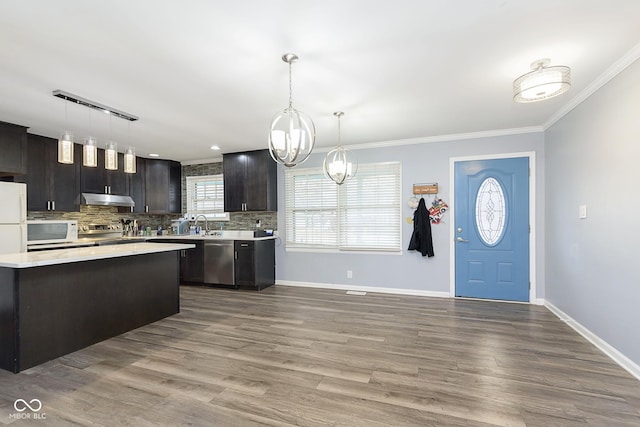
[0, 242, 193, 373]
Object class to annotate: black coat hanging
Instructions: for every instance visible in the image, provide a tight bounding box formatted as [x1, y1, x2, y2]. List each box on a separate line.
[408, 197, 434, 257]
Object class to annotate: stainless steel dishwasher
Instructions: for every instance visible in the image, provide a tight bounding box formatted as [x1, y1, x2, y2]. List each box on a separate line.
[203, 240, 235, 286]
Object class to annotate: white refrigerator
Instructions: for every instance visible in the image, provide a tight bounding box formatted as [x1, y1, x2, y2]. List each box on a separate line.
[0, 181, 27, 254]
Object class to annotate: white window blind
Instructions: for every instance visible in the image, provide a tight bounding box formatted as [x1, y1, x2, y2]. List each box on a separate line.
[285, 162, 401, 252]
[186, 174, 229, 219]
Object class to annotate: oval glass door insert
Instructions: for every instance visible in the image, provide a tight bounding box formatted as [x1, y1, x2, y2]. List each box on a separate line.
[475, 177, 507, 246]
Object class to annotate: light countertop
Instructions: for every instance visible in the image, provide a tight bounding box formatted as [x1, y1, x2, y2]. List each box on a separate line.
[149, 231, 277, 242]
[0, 242, 195, 269]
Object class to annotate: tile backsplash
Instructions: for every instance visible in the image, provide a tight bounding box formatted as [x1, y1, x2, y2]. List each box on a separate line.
[28, 161, 278, 232]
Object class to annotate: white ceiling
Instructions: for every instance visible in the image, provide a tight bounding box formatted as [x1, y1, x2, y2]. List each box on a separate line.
[1, 0, 639, 163]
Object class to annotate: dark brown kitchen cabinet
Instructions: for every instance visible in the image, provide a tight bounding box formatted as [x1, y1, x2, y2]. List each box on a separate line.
[15, 134, 79, 211]
[144, 158, 181, 214]
[126, 156, 147, 213]
[234, 239, 275, 290]
[223, 149, 277, 212]
[80, 148, 127, 195]
[148, 239, 204, 283]
[0, 121, 28, 176]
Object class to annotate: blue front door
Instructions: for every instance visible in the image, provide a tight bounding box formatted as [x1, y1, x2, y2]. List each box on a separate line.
[454, 157, 529, 302]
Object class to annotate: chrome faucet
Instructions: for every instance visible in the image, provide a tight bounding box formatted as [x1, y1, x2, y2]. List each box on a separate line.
[193, 215, 209, 234]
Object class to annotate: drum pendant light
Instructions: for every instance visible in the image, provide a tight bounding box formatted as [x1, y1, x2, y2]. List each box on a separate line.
[268, 53, 316, 167]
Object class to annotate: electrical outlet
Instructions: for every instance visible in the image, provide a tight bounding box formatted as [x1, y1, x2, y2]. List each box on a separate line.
[347, 270, 353, 279]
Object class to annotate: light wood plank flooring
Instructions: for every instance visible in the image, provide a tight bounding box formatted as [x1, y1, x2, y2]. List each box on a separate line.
[1, 285, 639, 426]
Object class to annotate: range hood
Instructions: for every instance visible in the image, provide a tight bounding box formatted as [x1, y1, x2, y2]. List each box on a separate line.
[81, 193, 135, 208]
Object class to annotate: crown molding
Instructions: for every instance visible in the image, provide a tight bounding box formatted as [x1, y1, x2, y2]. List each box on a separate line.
[543, 41, 640, 130]
[321, 126, 543, 153]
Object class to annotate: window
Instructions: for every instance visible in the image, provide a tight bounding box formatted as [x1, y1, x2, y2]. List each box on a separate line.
[185, 174, 229, 220]
[285, 162, 401, 252]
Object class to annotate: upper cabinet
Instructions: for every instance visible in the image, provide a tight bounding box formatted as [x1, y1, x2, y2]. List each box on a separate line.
[80, 148, 127, 195]
[223, 149, 277, 212]
[0, 121, 28, 177]
[143, 158, 181, 214]
[15, 134, 79, 212]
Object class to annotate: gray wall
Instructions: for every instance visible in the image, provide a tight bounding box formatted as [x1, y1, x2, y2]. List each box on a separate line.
[546, 59, 640, 364]
[275, 132, 545, 298]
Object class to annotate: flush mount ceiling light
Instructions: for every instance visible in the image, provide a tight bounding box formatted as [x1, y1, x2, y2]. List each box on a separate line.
[268, 53, 316, 168]
[323, 111, 357, 185]
[513, 58, 571, 103]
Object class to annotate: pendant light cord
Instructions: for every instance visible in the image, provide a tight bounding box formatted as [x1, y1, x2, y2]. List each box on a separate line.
[288, 61, 293, 110]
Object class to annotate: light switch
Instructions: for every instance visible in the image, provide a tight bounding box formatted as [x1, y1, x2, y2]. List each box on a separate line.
[579, 205, 587, 219]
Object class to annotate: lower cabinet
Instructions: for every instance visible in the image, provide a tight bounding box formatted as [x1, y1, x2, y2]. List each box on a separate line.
[234, 240, 275, 290]
[181, 241, 204, 283]
[151, 238, 275, 290]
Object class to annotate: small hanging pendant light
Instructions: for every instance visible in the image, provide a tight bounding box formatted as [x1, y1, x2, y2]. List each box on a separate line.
[323, 111, 357, 185]
[58, 131, 74, 164]
[82, 136, 98, 167]
[268, 53, 316, 167]
[123, 121, 136, 173]
[105, 141, 118, 171]
[57, 98, 74, 164]
[124, 147, 136, 173]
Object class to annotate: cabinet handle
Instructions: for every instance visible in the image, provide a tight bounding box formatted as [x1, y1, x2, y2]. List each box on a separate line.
[104, 185, 108, 194]
[46, 200, 51, 211]
[108, 186, 112, 194]
[130, 206, 134, 213]
[145, 205, 149, 213]
[51, 200, 55, 211]
[240, 243, 249, 247]
[235, 251, 237, 260]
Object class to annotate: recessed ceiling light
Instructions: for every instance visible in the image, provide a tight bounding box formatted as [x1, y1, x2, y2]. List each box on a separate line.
[210, 145, 221, 151]
[149, 153, 160, 157]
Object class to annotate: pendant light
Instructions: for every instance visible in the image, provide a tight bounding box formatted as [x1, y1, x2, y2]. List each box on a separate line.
[123, 121, 136, 173]
[323, 111, 357, 185]
[268, 53, 316, 168]
[513, 58, 571, 103]
[57, 99, 74, 164]
[82, 136, 98, 167]
[124, 147, 136, 173]
[105, 141, 118, 170]
[82, 109, 98, 167]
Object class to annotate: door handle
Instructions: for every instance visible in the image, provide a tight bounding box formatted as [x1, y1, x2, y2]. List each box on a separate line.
[456, 237, 469, 243]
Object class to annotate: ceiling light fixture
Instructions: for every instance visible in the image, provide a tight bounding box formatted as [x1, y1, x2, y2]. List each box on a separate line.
[82, 108, 98, 167]
[323, 112, 357, 185]
[53, 90, 139, 121]
[105, 141, 118, 171]
[124, 122, 136, 174]
[210, 145, 221, 151]
[268, 53, 316, 168]
[513, 58, 571, 103]
[82, 136, 98, 167]
[57, 98, 74, 164]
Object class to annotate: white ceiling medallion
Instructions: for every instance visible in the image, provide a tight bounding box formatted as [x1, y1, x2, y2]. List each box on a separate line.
[513, 58, 571, 103]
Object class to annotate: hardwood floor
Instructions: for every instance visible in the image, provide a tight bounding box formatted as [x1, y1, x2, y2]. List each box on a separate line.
[1, 285, 639, 426]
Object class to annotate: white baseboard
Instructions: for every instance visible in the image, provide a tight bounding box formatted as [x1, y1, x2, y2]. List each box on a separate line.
[275, 280, 450, 298]
[545, 301, 640, 382]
